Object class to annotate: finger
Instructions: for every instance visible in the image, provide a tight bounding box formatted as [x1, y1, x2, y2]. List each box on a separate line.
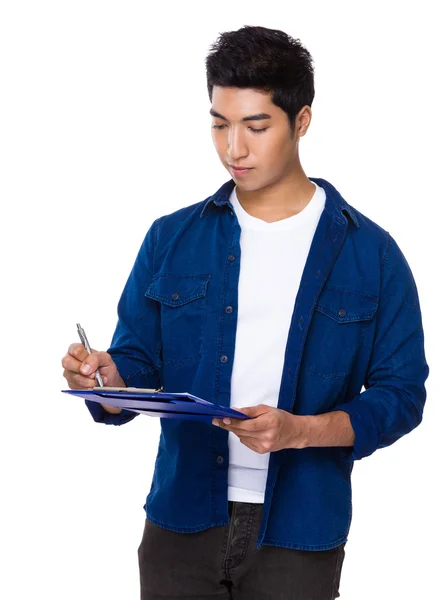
[79, 351, 113, 376]
[61, 353, 83, 373]
[239, 438, 266, 454]
[233, 404, 272, 418]
[63, 370, 97, 390]
[221, 417, 268, 432]
[217, 424, 257, 437]
[68, 343, 89, 362]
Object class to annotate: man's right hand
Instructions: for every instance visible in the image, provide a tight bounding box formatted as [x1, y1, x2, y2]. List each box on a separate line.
[61, 343, 125, 414]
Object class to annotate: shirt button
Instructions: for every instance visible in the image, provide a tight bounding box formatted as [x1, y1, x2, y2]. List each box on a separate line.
[171, 292, 179, 300]
[225, 306, 233, 314]
[338, 308, 347, 317]
[216, 456, 224, 464]
[227, 254, 235, 262]
[220, 355, 228, 363]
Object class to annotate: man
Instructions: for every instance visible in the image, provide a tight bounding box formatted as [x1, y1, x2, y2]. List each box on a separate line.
[62, 25, 429, 600]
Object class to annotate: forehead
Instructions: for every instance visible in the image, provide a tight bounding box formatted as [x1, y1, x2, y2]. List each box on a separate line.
[211, 86, 278, 119]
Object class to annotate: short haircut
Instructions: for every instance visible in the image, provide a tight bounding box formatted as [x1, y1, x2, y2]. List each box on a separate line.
[205, 25, 315, 131]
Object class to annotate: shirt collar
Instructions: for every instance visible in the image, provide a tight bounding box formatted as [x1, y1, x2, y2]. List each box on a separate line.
[200, 177, 360, 229]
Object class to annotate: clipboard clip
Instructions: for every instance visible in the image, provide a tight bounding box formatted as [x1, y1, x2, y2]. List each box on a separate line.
[93, 385, 164, 393]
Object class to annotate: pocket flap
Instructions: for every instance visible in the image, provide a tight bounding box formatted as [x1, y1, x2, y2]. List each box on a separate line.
[316, 286, 378, 323]
[145, 274, 211, 307]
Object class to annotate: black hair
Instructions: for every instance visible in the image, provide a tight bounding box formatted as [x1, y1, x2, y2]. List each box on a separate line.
[205, 25, 315, 131]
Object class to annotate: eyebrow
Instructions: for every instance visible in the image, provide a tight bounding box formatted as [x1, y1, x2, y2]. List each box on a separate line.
[209, 108, 272, 122]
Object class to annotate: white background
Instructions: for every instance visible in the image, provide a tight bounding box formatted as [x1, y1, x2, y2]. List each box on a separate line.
[1, 1, 439, 598]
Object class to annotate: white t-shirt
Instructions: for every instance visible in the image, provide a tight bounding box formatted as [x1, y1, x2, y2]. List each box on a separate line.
[227, 180, 326, 503]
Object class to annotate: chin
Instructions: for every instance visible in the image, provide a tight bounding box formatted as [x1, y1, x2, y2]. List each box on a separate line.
[234, 180, 262, 192]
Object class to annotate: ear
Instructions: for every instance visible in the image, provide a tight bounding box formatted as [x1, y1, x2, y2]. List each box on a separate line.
[297, 105, 312, 137]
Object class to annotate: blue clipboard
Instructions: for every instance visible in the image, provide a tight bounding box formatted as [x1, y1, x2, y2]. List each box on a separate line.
[62, 387, 251, 422]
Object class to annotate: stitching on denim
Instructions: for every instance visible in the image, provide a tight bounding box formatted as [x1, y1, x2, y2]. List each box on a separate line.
[290, 220, 342, 394]
[380, 232, 392, 274]
[321, 286, 379, 302]
[315, 287, 379, 322]
[151, 216, 162, 276]
[262, 535, 348, 551]
[125, 363, 160, 383]
[159, 296, 205, 365]
[213, 229, 236, 405]
[306, 367, 349, 380]
[145, 513, 229, 533]
[228, 503, 256, 570]
[324, 200, 345, 226]
[163, 353, 203, 368]
[146, 289, 207, 305]
[152, 273, 212, 280]
[145, 273, 209, 365]
[329, 544, 345, 600]
[315, 305, 377, 322]
[219, 519, 232, 579]
[223, 502, 236, 579]
[210, 427, 217, 520]
[292, 218, 337, 315]
[146, 274, 211, 306]
[342, 206, 360, 228]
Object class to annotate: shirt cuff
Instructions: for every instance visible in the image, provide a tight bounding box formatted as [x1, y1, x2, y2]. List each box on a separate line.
[332, 396, 380, 460]
[85, 400, 137, 426]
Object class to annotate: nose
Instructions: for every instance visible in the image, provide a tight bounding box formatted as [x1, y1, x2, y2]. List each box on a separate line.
[226, 126, 248, 162]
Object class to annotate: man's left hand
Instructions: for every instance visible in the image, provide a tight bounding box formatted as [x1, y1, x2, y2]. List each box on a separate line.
[212, 405, 310, 453]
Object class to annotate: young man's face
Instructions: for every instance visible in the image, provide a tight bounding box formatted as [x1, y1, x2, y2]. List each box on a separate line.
[210, 86, 310, 191]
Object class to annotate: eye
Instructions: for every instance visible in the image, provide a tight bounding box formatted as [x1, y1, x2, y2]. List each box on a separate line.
[211, 124, 268, 134]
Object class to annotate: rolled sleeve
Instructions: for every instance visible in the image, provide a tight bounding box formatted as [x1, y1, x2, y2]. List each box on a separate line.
[333, 233, 429, 460]
[85, 218, 163, 426]
[84, 401, 137, 426]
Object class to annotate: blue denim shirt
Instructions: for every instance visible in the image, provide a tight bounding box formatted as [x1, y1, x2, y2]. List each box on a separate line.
[86, 177, 429, 550]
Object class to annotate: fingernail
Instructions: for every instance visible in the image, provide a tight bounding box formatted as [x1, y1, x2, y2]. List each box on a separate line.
[223, 418, 231, 425]
[103, 376, 108, 384]
[212, 420, 219, 426]
[81, 364, 91, 374]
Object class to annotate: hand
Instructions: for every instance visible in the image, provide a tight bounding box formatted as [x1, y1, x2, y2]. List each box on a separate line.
[61, 343, 125, 390]
[212, 404, 310, 453]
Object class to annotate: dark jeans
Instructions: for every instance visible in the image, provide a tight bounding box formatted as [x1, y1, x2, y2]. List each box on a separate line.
[138, 501, 346, 600]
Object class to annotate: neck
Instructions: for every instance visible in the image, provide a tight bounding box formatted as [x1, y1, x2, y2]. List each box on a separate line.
[236, 165, 316, 223]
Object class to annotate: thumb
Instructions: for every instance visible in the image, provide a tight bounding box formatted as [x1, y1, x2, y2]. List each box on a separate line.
[80, 351, 113, 375]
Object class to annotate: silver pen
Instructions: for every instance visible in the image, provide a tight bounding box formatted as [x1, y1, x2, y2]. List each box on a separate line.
[76, 323, 104, 387]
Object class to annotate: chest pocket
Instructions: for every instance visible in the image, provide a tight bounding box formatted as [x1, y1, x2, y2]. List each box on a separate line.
[303, 286, 379, 378]
[145, 273, 211, 367]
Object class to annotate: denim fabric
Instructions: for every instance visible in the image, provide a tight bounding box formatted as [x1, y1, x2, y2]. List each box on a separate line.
[138, 501, 346, 600]
[86, 177, 429, 550]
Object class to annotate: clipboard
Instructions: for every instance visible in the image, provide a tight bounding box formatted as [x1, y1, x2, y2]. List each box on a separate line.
[61, 387, 251, 422]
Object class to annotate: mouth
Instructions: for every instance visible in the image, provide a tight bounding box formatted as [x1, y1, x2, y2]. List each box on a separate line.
[229, 165, 254, 176]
